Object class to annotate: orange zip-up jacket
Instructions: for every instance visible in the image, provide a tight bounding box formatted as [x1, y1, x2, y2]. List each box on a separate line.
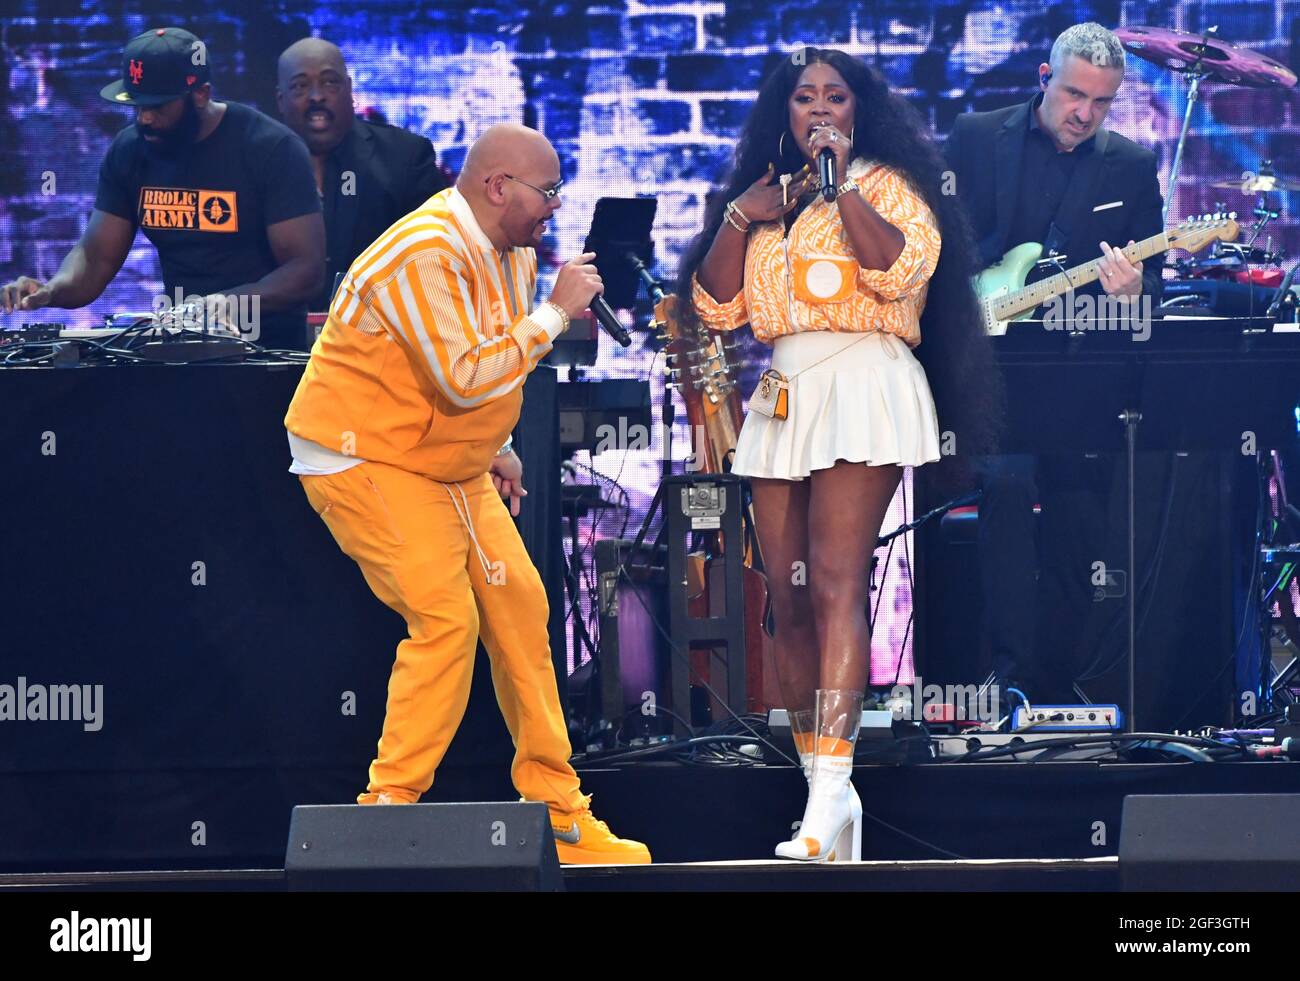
[285, 187, 564, 482]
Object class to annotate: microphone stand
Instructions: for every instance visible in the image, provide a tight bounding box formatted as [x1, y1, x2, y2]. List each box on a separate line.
[1038, 251, 1141, 733]
[629, 254, 674, 481]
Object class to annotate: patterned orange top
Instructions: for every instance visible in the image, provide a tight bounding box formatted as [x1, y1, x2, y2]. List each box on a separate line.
[691, 158, 942, 347]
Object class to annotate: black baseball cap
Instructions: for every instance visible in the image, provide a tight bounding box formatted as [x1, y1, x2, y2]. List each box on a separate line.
[99, 28, 211, 107]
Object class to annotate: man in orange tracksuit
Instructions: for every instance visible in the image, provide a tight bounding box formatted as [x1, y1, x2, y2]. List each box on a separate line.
[284, 123, 650, 864]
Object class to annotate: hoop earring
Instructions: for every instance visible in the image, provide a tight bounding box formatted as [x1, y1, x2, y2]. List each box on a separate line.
[849, 126, 855, 147]
[779, 131, 787, 158]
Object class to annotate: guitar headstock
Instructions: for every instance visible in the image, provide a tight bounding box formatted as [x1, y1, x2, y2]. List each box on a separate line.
[657, 294, 738, 407]
[1168, 214, 1241, 255]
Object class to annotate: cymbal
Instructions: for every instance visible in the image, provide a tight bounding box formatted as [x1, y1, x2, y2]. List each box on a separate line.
[1115, 26, 1297, 88]
[1209, 174, 1300, 193]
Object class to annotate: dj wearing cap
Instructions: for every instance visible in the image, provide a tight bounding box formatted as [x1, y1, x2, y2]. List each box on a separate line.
[0, 28, 325, 351]
[275, 38, 450, 314]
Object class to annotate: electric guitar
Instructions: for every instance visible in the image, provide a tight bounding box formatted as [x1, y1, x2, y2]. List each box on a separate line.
[974, 215, 1240, 334]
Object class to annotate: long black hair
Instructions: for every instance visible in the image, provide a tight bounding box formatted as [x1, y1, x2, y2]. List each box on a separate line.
[676, 47, 1002, 484]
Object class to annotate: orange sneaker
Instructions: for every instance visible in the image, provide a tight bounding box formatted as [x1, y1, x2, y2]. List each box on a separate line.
[356, 791, 416, 804]
[547, 795, 651, 865]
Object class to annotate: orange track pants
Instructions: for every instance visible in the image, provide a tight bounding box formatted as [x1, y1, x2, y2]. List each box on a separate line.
[300, 460, 584, 811]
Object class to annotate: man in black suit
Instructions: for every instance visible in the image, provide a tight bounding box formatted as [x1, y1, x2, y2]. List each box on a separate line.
[946, 23, 1164, 306]
[276, 38, 450, 315]
[943, 23, 1167, 705]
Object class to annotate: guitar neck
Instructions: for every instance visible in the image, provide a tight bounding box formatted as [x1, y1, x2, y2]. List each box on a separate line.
[996, 232, 1170, 320]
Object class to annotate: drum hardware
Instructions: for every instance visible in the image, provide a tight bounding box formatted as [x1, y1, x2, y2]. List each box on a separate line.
[1116, 26, 1297, 222]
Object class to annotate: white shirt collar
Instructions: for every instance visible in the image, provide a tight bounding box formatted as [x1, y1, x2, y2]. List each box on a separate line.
[847, 156, 873, 179]
[807, 157, 875, 211]
[447, 186, 500, 253]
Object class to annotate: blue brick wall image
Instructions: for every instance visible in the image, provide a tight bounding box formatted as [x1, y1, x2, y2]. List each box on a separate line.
[2, 1, 1296, 677]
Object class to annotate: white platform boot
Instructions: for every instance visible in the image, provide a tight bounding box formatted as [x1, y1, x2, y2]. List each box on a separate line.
[775, 689, 863, 862]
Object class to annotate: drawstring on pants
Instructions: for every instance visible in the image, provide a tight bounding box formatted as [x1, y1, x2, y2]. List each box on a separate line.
[440, 480, 494, 583]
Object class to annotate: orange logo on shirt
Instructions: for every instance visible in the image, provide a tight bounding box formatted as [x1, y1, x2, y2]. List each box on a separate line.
[198, 191, 238, 232]
[138, 187, 238, 233]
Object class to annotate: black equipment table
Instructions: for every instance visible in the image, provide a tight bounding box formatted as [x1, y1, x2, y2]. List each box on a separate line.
[994, 317, 1300, 453]
[989, 316, 1300, 730]
[0, 361, 562, 871]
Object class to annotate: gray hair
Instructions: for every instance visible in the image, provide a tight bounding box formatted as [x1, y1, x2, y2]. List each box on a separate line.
[1049, 22, 1126, 74]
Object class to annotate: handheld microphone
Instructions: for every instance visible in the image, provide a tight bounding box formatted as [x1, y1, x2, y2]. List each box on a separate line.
[818, 147, 837, 202]
[589, 294, 632, 347]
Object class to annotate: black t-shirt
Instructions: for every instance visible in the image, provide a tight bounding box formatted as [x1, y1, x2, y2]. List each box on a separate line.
[1005, 94, 1096, 256]
[94, 101, 321, 347]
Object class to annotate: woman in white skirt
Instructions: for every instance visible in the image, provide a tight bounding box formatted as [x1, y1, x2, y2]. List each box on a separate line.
[680, 48, 997, 861]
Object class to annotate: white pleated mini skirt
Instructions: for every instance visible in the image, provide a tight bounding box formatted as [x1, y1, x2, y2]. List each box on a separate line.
[731, 330, 941, 481]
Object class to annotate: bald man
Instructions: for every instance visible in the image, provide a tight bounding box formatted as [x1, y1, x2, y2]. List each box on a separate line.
[276, 37, 449, 313]
[284, 124, 651, 864]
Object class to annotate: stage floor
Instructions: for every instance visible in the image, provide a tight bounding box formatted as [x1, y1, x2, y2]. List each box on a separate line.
[0, 857, 1118, 892]
[5, 758, 1299, 877]
[570, 758, 1300, 864]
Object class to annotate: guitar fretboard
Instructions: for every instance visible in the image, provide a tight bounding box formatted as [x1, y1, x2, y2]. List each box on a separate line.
[992, 232, 1173, 320]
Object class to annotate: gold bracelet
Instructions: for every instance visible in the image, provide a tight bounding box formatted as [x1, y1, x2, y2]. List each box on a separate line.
[543, 300, 571, 333]
[835, 178, 857, 199]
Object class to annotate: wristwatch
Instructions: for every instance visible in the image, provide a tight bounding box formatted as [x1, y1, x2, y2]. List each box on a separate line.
[835, 178, 858, 199]
[496, 436, 514, 457]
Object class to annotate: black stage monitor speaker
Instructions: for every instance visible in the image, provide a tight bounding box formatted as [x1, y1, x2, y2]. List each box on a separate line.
[1120, 794, 1300, 891]
[286, 802, 563, 892]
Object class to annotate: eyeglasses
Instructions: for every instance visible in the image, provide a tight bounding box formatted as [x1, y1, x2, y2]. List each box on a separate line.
[496, 174, 564, 201]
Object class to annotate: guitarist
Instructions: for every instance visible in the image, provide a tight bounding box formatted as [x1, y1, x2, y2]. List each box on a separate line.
[943, 22, 1166, 704]
[944, 21, 1164, 309]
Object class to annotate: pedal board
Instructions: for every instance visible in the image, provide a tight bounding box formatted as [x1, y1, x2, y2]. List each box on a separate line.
[767, 708, 898, 741]
[766, 708, 929, 764]
[1012, 704, 1122, 731]
[934, 731, 1121, 761]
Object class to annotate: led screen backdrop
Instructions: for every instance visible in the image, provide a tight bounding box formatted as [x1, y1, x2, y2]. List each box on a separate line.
[3, 1, 1297, 684]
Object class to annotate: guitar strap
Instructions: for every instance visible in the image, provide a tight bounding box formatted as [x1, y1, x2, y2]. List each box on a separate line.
[1046, 128, 1111, 263]
[1042, 221, 1070, 262]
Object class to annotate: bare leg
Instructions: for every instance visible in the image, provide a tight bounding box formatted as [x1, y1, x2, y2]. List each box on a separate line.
[750, 476, 817, 714]
[808, 462, 904, 692]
